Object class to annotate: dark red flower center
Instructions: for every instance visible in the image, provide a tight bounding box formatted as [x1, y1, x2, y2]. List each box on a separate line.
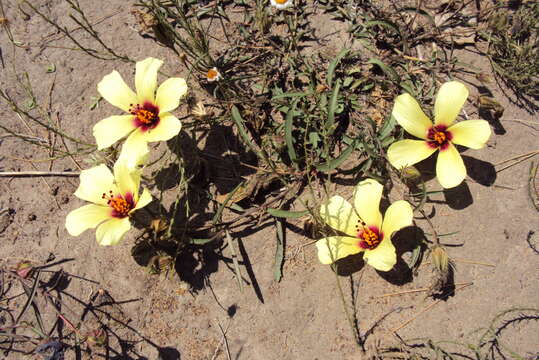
[427, 125, 452, 151]
[102, 190, 135, 218]
[355, 221, 383, 250]
[129, 102, 160, 131]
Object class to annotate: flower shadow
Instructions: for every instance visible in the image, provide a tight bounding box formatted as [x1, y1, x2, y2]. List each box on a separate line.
[461, 155, 496, 186]
[376, 226, 423, 285]
[334, 254, 365, 276]
[333, 226, 424, 285]
[443, 181, 473, 210]
[130, 124, 265, 293]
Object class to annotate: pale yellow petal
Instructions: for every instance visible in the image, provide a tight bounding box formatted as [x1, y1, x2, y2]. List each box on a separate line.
[319, 196, 360, 237]
[93, 115, 136, 150]
[118, 129, 150, 170]
[434, 81, 469, 127]
[95, 217, 131, 246]
[74, 164, 116, 205]
[135, 57, 163, 104]
[352, 179, 383, 228]
[387, 139, 437, 169]
[363, 238, 396, 272]
[436, 143, 466, 188]
[381, 200, 413, 240]
[155, 78, 188, 114]
[315, 236, 363, 264]
[132, 188, 152, 212]
[65, 204, 111, 236]
[97, 70, 138, 113]
[144, 113, 182, 142]
[113, 159, 141, 200]
[392, 93, 432, 139]
[448, 120, 491, 149]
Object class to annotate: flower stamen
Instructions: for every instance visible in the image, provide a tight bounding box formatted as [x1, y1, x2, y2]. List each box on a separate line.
[102, 190, 134, 218]
[427, 125, 452, 150]
[129, 102, 160, 130]
[355, 222, 383, 250]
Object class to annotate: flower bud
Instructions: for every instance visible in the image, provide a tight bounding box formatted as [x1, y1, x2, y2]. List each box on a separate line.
[86, 328, 106, 347]
[402, 166, 421, 182]
[431, 245, 449, 274]
[15, 261, 33, 279]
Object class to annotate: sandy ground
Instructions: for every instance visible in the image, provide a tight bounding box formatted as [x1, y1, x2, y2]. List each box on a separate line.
[0, 1, 538, 359]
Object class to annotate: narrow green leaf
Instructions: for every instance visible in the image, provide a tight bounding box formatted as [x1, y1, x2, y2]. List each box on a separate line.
[327, 49, 349, 87]
[284, 105, 298, 164]
[272, 91, 311, 100]
[327, 79, 341, 132]
[413, 180, 428, 212]
[191, 238, 216, 245]
[226, 231, 244, 292]
[212, 181, 244, 224]
[364, 19, 401, 34]
[368, 58, 400, 82]
[231, 106, 259, 155]
[316, 140, 357, 172]
[408, 244, 423, 270]
[399, 81, 415, 96]
[378, 114, 396, 140]
[401, 7, 436, 26]
[380, 136, 395, 148]
[267, 208, 309, 218]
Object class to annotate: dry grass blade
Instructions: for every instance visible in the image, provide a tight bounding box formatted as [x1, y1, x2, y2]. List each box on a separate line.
[0, 171, 80, 177]
[225, 231, 244, 293]
[378, 282, 473, 298]
[390, 283, 473, 333]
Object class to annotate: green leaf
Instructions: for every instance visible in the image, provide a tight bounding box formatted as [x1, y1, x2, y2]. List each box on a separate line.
[46, 64, 56, 73]
[284, 104, 298, 164]
[231, 106, 260, 156]
[399, 81, 415, 95]
[364, 19, 401, 35]
[267, 208, 309, 218]
[327, 48, 349, 87]
[368, 58, 400, 82]
[327, 79, 341, 132]
[212, 181, 244, 224]
[316, 140, 358, 172]
[272, 91, 311, 100]
[407, 244, 423, 271]
[191, 238, 216, 245]
[378, 114, 397, 140]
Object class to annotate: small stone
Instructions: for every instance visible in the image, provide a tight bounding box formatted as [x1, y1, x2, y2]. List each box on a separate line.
[28, 213, 37, 221]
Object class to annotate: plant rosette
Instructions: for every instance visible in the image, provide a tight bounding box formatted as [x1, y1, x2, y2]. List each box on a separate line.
[315, 179, 413, 272]
[387, 81, 491, 189]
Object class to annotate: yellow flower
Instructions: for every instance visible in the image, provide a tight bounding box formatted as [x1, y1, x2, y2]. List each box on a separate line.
[65, 161, 152, 246]
[93, 57, 187, 167]
[270, 0, 293, 9]
[315, 179, 413, 272]
[387, 81, 491, 189]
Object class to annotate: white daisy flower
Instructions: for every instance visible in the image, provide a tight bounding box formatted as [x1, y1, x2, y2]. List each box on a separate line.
[270, 0, 293, 10]
[206, 67, 221, 82]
